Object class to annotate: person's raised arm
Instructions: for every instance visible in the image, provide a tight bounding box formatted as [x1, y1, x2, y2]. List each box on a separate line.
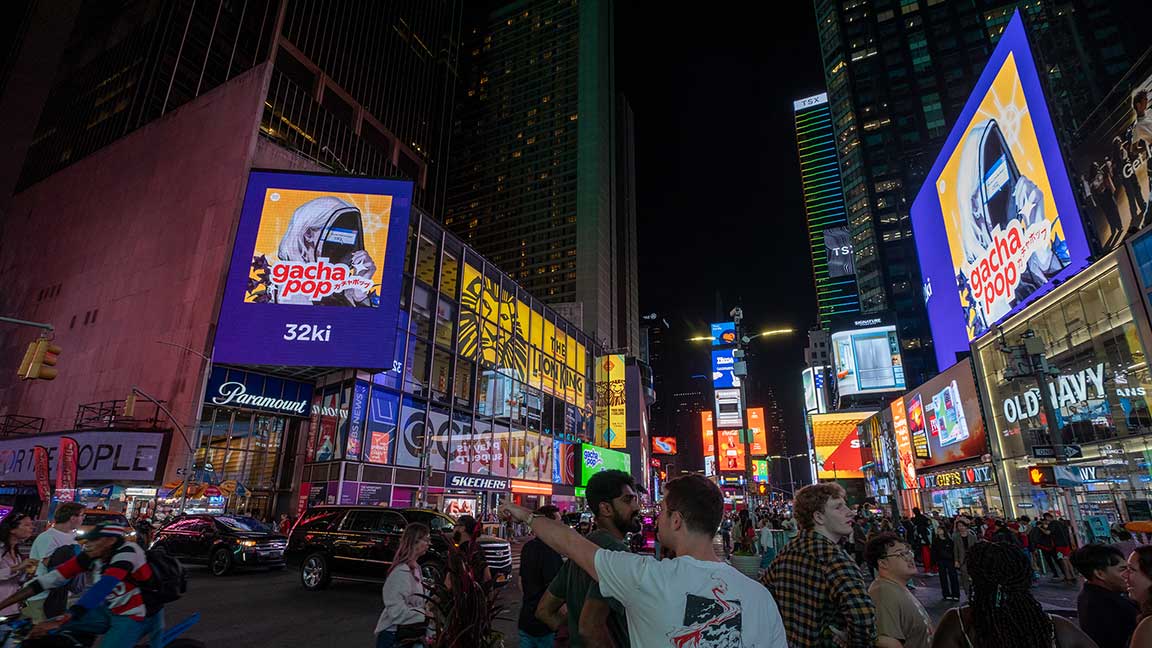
[502, 504, 599, 582]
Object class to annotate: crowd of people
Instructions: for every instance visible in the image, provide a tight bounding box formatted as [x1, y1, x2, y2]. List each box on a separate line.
[362, 474, 1152, 648]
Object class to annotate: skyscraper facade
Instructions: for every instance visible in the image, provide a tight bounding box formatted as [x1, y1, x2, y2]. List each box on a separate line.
[444, 0, 638, 353]
[812, 0, 1143, 383]
[794, 92, 862, 330]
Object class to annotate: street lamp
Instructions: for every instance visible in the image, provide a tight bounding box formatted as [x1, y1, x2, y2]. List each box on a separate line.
[767, 453, 808, 498]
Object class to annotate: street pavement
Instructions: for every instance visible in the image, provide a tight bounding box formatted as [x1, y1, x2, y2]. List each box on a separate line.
[161, 538, 1083, 646]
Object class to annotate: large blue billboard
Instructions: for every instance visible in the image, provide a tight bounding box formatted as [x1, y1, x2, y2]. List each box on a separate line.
[710, 322, 736, 346]
[910, 12, 1091, 371]
[711, 349, 737, 389]
[214, 171, 413, 368]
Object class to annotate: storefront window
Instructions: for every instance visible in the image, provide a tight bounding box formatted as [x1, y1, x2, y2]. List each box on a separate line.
[430, 347, 453, 404]
[415, 235, 439, 287]
[405, 340, 430, 396]
[435, 298, 456, 349]
[454, 359, 474, 408]
[441, 246, 460, 301]
[411, 284, 434, 340]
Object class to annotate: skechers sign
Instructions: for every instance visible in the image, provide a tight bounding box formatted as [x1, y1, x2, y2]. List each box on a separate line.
[447, 473, 509, 491]
[214, 170, 413, 369]
[917, 464, 995, 489]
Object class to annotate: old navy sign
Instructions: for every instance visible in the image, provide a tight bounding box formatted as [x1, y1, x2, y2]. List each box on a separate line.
[447, 473, 509, 491]
[917, 463, 995, 490]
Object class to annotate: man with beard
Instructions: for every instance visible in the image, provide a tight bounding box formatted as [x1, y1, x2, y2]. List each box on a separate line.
[536, 469, 638, 648]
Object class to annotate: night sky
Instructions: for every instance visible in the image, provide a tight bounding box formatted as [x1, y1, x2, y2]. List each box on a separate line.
[618, 5, 826, 461]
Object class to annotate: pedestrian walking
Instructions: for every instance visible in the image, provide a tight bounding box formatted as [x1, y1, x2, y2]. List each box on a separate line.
[931, 526, 960, 602]
[26, 502, 83, 622]
[864, 533, 934, 648]
[911, 508, 935, 575]
[951, 518, 979, 593]
[502, 473, 788, 647]
[277, 513, 292, 536]
[0, 513, 37, 616]
[1042, 513, 1077, 582]
[932, 542, 1095, 648]
[1070, 543, 1138, 648]
[762, 483, 875, 648]
[449, 515, 491, 591]
[720, 514, 733, 558]
[373, 523, 430, 648]
[536, 470, 636, 648]
[518, 505, 564, 648]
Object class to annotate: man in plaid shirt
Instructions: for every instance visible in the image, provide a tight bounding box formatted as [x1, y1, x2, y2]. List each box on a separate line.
[762, 483, 876, 647]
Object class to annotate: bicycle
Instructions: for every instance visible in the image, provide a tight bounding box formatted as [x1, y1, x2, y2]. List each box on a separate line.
[0, 612, 205, 648]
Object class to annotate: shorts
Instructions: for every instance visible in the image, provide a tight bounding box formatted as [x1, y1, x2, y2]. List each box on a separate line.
[1053, 546, 1072, 558]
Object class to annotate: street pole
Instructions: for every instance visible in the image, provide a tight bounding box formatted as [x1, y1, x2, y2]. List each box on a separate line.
[154, 341, 213, 516]
[731, 307, 755, 508]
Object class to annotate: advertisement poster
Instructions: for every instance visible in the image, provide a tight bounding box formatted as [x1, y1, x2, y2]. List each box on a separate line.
[714, 388, 743, 428]
[1072, 54, 1152, 252]
[356, 483, 388, 506]
[580, 443, 630, 487]
[901, 358, 988, 469]
[701, 411, 715, 476]
[365, 389, 397, 465]
[55, 436, 78, 502]
[718, 429, 745, 472]
[553, 440, 576, 485]
[313, 390, 342, 462]
[214, 171, 412, 368]
[651, 437, 677, 455]
[711, 349, 737, 388]
[752, 459, 769, 483]
[824, 227, 856, 277]
[444, 497, 477, 517]
[911, 12, 1091, 371]
[831, 323, 905, 397]
[594, 355, 627, 448]
[345, 381, 368, 461]
[710, 322, 736, 346]
[889, 398, 917, 490]
[747, 407, 768, 455]
[802, 366, 828, 414]
[33, 446, 51, 501]
[810, 411, 875, 480]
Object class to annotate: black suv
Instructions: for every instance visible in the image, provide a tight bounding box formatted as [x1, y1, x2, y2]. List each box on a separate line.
[150, 514, 287, 576]
[285, 506, 513, 591]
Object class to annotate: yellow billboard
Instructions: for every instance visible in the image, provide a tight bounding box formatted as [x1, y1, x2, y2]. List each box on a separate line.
[594, 354, 627, 448]
[459, 264, 587, 406]
[810, 411, 875, 480]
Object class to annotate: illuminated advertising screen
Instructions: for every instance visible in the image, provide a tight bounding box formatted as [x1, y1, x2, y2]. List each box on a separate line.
[710, 322, 737, 346]
[1072, 55, 1152, 253]
[718, 429, 745, 472]
[802, 367, 828, 413]
[890, 398, 917, 490]
[215, 171, 413, 367]
[747, 407, 768, 455]
[711, 349, 738, 388]
[810, 411, 875, 480]
[823, 226, 856, 278]
[714, 388, 743, 428]
[911, 11, 1091, 371]
[579, 443, 630, 487]
[831, 318, 905, 397]
[594, 355, 627, 448]
[752, 459, 769, 483]
[701, 411, 716, 477]
[901, 357, 987, 470]
[651, 437, 677, 455]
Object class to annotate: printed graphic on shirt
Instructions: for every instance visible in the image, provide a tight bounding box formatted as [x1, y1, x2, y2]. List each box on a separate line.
[669, 579, 742, 647]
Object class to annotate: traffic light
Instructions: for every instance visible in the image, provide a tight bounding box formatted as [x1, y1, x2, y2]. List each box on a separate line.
[17, 338, 61, 380]
[1027, 465, 1056, 486]
[758, 483, 766, 495]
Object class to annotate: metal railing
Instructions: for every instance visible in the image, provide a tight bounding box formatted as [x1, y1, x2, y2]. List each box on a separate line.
[0, 415, 44, 438]
[73, 399, 165, 430]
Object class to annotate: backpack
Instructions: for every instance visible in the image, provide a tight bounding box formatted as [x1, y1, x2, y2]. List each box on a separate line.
[139, 547, 187, 611]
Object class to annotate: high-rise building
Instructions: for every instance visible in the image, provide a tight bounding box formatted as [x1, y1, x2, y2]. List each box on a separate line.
[794, 92, 861, 330]
[444, 0, 638, 353]
[812, 0, 1145, 385]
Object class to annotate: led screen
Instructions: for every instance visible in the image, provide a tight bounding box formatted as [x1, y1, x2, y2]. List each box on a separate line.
[831, 324, 905, 397]
[810, 411, 875, 480]
[901, 357, 988, 469]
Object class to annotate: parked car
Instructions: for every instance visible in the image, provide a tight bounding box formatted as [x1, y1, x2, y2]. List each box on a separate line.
[150, 514, 286, 576]
[285, 506, 513, 591]
[75, 510, 138, 542]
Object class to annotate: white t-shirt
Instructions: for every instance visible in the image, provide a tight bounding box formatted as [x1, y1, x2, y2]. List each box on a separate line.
[594, 550, 788, 648]
[28, 527, 76, 602]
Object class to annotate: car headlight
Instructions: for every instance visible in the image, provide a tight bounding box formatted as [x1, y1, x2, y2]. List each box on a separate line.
[238, 540, 257, 548]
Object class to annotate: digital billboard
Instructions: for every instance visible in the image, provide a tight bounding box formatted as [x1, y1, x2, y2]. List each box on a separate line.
[701, 411, 716, 476]
[890, 397, 917, 490]
[831, 318, 905, 397]
[718, 429, 745, 472]
[810, 411, 875, 480]
[651, 437, 677, 455]
[594, 355, 627, 448]
[752, 459, 769, 483]
[215, 171, 413, 367]
[747, 407, 769, 455]
[911, 12, 1091, 371]
[900, 357, 987, 470]
[711, 349, 738, 388]
[714, 388, 743, 428]
[823, 227, 856, 278]
[802, 367, 829, 414]
[710, 322, 737, 346]
[579, 443, 630, 487]
[1071, 54, 1152, 253]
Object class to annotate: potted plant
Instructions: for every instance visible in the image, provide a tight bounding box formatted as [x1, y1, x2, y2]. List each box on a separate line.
[424, 541, 507, 648]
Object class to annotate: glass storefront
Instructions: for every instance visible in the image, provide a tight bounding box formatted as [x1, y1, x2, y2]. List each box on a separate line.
[974, 251, 1152, 534]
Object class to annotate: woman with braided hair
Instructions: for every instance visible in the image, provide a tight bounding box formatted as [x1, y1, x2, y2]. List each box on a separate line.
[931, 541, 1096, 648]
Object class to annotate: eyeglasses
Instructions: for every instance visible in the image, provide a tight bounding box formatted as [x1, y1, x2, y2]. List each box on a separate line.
[882, 549, 915, 560]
